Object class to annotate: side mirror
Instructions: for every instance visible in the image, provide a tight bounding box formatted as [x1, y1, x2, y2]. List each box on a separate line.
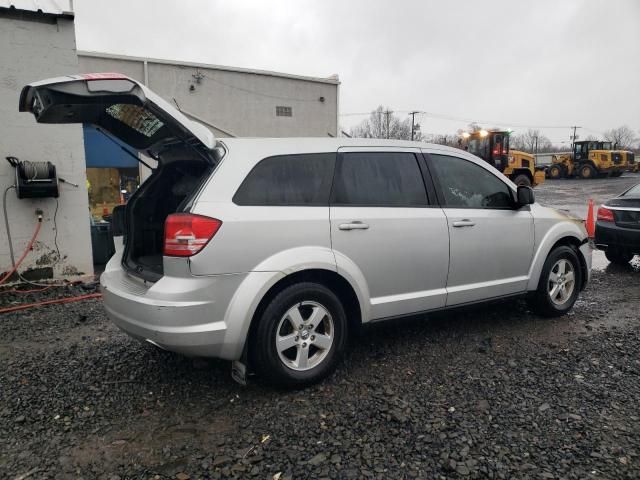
[517, 186, 535, 206]
[111, 205, 126, 236]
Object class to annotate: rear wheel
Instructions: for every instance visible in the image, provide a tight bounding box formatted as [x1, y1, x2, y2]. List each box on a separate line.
[252, 282, 348, 388]
[605, 248, 633, 265]
[512, 174, 532, 187]
[547, 165, 563, 179]
[527, 246, 582, 317]
[579, 164, 596, 179]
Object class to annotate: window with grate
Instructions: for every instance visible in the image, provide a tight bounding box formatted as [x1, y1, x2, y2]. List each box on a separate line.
[276, 106, 293, 117]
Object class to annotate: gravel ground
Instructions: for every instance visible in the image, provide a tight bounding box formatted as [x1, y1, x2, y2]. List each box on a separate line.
[1, 175, 639, 480]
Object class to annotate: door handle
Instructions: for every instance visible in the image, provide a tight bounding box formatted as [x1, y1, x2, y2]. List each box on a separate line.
[452, 219, 476, 228]
[339, 221, 370, 231]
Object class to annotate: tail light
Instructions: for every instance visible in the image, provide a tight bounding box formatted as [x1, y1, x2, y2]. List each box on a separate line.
[164, 213, 222, 257]
[596, 206, 615, 223]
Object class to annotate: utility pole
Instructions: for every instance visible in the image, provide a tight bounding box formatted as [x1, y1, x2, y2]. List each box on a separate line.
[570, 126, 581, 150]
[384, 109, 391, 139]
[409, 111, 420, 141]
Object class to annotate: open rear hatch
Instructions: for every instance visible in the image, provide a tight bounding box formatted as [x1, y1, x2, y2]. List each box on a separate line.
[20, 73, 220, 281]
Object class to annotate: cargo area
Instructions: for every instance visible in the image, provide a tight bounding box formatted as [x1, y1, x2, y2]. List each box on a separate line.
[123, 148, 212, 281]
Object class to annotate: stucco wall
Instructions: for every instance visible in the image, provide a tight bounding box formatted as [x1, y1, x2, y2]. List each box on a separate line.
[78, 54, 339, 138]
[0, 14, 93, 281]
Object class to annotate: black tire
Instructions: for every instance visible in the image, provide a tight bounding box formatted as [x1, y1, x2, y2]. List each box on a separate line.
[512, 174, 532, 187]
[605, 248, 633, 265]
[547, 165, 563, 179]
[251, 282, 348, 388]
[527, 246, 582, 318]
[579, 164, 596, 179]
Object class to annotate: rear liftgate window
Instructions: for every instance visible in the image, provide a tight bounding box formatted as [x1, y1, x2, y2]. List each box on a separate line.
[233, 153, 336, 206]
[105, 104, 164, 138]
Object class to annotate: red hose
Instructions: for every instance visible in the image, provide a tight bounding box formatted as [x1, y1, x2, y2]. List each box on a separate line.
[0, 220, 42, 286]
[0, 292, 102, 314]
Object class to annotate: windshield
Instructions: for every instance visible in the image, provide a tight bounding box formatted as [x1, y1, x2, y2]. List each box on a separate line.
[467, 137, 489, 158]
[601, 141, 613, 150]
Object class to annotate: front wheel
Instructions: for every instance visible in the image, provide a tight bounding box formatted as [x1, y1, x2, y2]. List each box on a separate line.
[547, 165, 563, 179]
[579, 164, 596, 179]
[251, 282, 348, 388]
[605, 248, 633, 265]
[527, 246, 582, 317]
[512, 174, 532, 187]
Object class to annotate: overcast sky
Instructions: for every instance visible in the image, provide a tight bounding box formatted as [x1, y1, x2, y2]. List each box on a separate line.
[74, 0, 640, 144]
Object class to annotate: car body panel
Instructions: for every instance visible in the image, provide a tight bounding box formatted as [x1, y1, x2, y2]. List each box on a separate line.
[101, 260, 248, 359]
[443, 207, 534, 305]
[526, 204, 591, 290]
[189, 202, 333, 276]
[331, 205, 450, 319]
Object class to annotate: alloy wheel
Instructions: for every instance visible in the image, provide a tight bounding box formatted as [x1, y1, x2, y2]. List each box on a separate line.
[547, 259, 576, 306]
[275, 301, 334, 371]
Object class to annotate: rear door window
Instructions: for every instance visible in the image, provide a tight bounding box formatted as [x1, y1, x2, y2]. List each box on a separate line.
[332, 152, 428, 206]
[429, 154, 513, 208]
[233, 153, 335, 206]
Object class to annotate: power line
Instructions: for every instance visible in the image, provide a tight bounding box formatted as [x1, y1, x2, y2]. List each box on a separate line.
[340, 109, 583, 130]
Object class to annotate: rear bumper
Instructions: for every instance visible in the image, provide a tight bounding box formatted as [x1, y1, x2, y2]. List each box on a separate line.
[594, 221, 640, 254]
[100, 266, 248, 359]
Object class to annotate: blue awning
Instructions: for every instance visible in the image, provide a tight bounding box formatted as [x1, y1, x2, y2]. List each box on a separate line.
[83, 124, 139, 168]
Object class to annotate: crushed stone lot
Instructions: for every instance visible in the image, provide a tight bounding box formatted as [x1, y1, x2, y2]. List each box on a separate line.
[2, 263, 639, 479]
[2, 176, 640, 480]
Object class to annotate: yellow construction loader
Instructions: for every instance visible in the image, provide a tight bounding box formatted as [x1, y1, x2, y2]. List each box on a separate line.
[546, 140, 627, 179]
[621, 150, 638, 173]
[461, 129, 545, 187]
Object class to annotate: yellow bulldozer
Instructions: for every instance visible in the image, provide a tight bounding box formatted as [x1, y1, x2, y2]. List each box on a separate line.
[546, 140, 627, 179]
[461, 129, 545, 187]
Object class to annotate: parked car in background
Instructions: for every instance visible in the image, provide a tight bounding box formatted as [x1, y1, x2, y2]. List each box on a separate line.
[595, 183, 640, 265]
[21, 74, 593, 388]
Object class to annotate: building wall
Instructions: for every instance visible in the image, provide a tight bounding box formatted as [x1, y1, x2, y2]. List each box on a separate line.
[78, 53, 339, 138]
[0, 13, 93, 280]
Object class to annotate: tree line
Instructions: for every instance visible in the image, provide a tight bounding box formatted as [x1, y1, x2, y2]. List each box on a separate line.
[347, 106, 640, 152]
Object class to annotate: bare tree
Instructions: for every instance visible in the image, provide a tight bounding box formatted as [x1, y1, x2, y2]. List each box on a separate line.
[350, 106, 422, 140]
[510, 129, 551, 153]
[431, 134, 460, 147]
[604, 125, 638, 150]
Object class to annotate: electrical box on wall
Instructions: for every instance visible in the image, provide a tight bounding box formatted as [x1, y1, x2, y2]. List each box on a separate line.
[6, 157, 59, 199]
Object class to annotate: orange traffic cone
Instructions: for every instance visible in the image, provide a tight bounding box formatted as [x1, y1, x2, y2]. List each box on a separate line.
[586, 198, 595, 238]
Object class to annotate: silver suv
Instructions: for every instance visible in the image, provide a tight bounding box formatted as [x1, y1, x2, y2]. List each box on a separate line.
[21, 75, 592, 387]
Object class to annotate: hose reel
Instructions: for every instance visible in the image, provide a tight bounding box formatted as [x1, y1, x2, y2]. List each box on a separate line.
[6, 156, 59, 198]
